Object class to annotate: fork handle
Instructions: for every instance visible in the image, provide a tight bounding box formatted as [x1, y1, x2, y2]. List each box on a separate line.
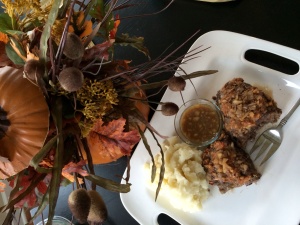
[278, 98, 300, 128]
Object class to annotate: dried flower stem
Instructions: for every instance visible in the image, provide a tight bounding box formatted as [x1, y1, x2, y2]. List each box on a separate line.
[55, 0, 76, 66]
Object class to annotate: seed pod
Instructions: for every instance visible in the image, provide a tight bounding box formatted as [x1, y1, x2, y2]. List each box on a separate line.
[63, 33, 84, 60]
[87, 190, 108, 224]
[23, 59, 45, 81]
[168, 76, 186, 92]
[58, 67, 84, 92]
[161, 102, 179, 116]
[68, 188, 91, 224]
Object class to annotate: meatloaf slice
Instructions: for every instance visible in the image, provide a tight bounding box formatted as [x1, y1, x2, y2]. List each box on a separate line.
[215, 78, 282, 148]
[202, 132, 261, 193]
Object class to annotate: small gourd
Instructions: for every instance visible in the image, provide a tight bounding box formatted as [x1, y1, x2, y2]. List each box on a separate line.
[87, 190, 108, 224]
[68, 188, 91, 224]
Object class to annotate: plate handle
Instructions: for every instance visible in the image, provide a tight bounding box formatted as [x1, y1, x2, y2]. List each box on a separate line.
[244, 49, 300, 75]
[156, 213, 181, 225]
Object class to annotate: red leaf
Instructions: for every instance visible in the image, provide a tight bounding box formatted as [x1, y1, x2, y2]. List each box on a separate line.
[0, 32, 12, 67]
[36, 180, 48, 195]
[90, 118, 140, 156]
[9, 168, 48, 209]
[14, 189, 37, 208]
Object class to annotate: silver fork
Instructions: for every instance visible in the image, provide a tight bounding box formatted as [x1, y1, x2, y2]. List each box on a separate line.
[249, 98, 300, 165]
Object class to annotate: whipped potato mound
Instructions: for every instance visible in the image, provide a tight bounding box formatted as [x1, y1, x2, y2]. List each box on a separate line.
[145, 136, 209, 212]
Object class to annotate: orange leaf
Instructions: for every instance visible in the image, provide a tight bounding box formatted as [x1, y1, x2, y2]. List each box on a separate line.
[0, 181, 5, 192]
[80, 20, 93, 39]
[110, 15, 120, 39]
[68, 11, 93, 39]
[0, 32, 12, 67]
[0, 32, 8, 43]
[87, 118, 140, 163]
[62, 160, 89, 182]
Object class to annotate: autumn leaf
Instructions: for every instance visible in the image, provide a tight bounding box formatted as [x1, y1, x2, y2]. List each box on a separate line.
[83, 40, 113, 61]
[109, 15, 120, 39]
[36, 180, 48, 195]
[62, 160, 89, 182]
[0, 32, 12, 67]
[68, 11, 93, 39]
[87, 118, 140, 163]
[115, 33, 150, 58]
[14, 190, 37, 209]
[0, 32, 8, 43]
[0, 156, 16, 179]
[0, 181, 5, 192]
[9, 167, 48, 209]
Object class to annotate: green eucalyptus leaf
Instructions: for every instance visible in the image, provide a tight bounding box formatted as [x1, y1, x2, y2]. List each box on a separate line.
[88, 0, 115, 41]
[60, 177, 73, 187]
[81, 137, 96, 190]
[3, 207, 14, 225]
[57, 0, 72, 19]
[0, 13, 13, 34]
[5, 40, 26, 65]
[121, 70, 218, 94]
[47, 97, 64, 225]
[89, 0, 105, 20]
[115, 33, 150, 58]
[22, 18, 42, 32]
[30, 135, 59, 170]
[5, 30, 25, 36]
[138, 126, 156, 183]
[84, 0, 96, 19]
[85, 174, 131, 193]
[39, 0, 61, 63]
[105, 13, 114, 31]
[147, 129, 165, 201]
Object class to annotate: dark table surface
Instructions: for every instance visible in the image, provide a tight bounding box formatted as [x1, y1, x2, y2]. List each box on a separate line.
[32, 0, 300, 224]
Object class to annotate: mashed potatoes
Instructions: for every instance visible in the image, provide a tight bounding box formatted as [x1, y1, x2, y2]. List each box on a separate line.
[145, 136, 209, 212]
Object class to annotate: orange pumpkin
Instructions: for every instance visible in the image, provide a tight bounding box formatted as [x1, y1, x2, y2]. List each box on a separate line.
[0, 66, 49, 179]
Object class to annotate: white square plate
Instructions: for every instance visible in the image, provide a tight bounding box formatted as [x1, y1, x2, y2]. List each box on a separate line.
[120, 30, 300, 225]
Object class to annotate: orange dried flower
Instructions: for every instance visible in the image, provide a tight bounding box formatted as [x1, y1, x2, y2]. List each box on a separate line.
[68, 11, 93, 39]
[0, 32, 9, 44]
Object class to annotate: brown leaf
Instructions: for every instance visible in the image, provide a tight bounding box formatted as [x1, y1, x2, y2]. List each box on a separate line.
[87, 118, 140, 163]
[83, 41, 113, 61]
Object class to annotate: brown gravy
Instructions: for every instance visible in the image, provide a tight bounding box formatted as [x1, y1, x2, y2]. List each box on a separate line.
[180, 104, 220, 144]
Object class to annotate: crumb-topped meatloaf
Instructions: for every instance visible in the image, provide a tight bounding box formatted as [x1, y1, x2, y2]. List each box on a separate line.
[215, 78, 282, 148]
[202, 132, 261, 193]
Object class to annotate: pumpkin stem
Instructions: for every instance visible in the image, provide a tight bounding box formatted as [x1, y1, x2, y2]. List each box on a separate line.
[0, 106, 10, 139]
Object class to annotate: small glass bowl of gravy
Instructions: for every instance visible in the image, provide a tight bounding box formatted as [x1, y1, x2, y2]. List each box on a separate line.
[174, 99, 223, 148]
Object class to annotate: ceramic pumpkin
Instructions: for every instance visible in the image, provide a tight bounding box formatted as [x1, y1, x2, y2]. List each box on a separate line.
[0, 66, 49, 179]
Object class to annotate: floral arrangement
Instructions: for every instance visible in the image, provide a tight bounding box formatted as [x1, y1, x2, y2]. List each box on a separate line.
[0, 0, 216, 224]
